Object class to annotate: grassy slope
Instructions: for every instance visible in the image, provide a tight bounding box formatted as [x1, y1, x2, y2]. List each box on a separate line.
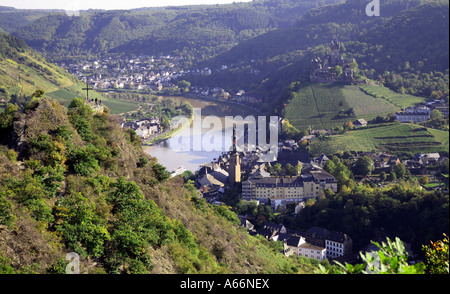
[359, 84, 426, 109]
[309, 122, 448, 156]
[285, 83, 404, 131]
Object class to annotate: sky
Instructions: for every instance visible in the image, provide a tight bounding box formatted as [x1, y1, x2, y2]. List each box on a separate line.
[0, 0, 253, 10]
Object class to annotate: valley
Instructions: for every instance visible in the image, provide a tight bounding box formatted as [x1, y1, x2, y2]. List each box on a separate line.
[0, 0, 448, 278]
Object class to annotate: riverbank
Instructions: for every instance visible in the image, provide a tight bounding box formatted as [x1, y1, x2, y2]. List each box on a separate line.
[143, 113, 194, 147]
[142, 94, 262, 147]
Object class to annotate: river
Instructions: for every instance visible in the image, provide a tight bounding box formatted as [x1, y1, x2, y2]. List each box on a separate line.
[144, 96, 261, 173]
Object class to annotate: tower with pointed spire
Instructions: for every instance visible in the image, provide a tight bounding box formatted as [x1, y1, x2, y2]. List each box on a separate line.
[229, 124, 241, 184]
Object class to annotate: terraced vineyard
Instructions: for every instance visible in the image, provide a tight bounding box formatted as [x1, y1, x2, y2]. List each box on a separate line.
[285, 83, 401, 131]
[309, 122, 449, 156]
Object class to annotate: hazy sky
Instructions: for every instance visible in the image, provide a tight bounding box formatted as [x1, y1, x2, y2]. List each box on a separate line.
[0, 0, 253, 10]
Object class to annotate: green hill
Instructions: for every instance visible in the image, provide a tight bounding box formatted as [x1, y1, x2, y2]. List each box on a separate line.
[193, 0, 449, 111]
[0, 32, 138, 114]
[308, 122, 449, 157]
[283, 83, 407, 131]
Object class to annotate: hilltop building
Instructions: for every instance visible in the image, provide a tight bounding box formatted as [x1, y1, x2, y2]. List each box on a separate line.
[310, 40, 355, 83]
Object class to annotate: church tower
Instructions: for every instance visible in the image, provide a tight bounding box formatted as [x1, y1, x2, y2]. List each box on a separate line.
[229, 125, 241, 184]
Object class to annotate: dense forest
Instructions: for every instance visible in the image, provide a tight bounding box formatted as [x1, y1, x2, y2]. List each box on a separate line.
[285, 155, 449, 254]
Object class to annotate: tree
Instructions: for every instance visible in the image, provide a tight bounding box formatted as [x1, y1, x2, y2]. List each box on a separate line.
[295, 163, 303, 176]
[324, 160, 336, 175]
[344, 121, 354, 131]
[353, 156, 374, 177]
[31, 89, 45, 98]
[330, 65, 343, 77]
[285, 163, 296, 176]
[430, 109, 443, 120]
[152, 163, 170, 182]
[388, 171, 397, 182]
[273, 163, 282, 175]
[177, 80, 191, 93]
[393, 163, 406, 179]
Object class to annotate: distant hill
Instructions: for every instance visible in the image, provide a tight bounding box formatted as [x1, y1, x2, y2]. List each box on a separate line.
[9, 0, 343, 63]
[0, 6, 57, 33]
[5, 0, 449, 112]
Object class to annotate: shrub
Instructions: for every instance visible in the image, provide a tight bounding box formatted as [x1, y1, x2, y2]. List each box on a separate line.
[69, 115, 94, 142]
[6, 149, 17, 162]
[0, 189, 15, 226]
[423, 234, 449, 274]
[152, 163, 170, 182]
[319, 237, 426, 274]
[11, 172, 54, 223]
[55, 193, 110, 258]
[68, 146, 100, 176]
[68, 97, 92, 117]
[212, 205, 240, 226]
[104, 177, 174, 273]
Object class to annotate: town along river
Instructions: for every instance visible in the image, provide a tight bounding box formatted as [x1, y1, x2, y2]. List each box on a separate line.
[144, 96, 261, 173]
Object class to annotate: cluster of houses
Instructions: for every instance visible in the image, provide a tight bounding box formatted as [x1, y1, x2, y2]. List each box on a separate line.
[190, 86, 263, 105]
[313, 151, 448, 184]
[120, 118, 161, 139]
[59, 54, 187, 92]
[195, 135, 340, 210]
[58, 53, 266, 106]
[240, 220, 353, 262]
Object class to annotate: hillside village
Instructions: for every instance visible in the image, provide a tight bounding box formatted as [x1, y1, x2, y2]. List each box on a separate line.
[57, 54, 263, 105]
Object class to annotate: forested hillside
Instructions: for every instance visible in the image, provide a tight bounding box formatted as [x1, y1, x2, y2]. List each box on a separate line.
[9, 0, 343, 64]
[0, 6, 56, 34]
